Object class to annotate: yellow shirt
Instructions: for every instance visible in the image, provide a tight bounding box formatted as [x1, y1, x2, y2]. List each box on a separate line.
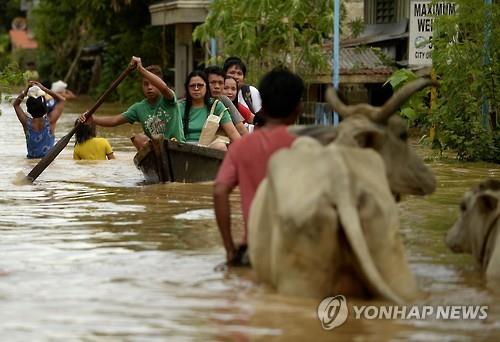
[73, 137, 113, 160]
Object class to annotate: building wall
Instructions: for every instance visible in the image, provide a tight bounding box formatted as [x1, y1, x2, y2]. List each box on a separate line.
[343, 0, 365, 37]
[364, 0, 410, 24]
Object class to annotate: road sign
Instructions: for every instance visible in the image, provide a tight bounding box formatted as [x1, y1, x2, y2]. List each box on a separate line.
[409, 1, 457, 66]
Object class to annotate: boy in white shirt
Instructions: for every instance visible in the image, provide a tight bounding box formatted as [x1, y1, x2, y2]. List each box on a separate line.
[223, 57, 262, 115]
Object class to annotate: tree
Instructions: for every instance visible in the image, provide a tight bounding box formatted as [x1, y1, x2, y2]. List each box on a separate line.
[0, 0, 23, 70]
[0, 0, 22, 32]
[193, 0, 342, 83]
[31, 0, 172, 102]
[432, 0, 499, 162]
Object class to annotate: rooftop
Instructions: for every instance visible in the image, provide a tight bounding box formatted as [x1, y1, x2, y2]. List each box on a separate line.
[9, 29, 38, 49]
[313, 45, 394, 83]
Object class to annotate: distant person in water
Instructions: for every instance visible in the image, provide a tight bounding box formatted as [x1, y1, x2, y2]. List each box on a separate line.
[45, 80, 76, 113]
[73, 119, 115, 160]
[51, 80, 77, 99]
[12, 81, 66, 158]
[79, 56, 185, 150]
[214, 68, 304, 265]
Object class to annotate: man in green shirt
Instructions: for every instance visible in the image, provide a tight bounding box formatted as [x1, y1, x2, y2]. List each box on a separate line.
[80, 56, 185, 149]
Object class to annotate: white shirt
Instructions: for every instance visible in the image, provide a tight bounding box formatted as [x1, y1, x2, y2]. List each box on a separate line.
[237, 85, 262, 113]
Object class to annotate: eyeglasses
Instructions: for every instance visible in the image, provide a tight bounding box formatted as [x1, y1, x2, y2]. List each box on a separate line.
[189, 83, 205, 89]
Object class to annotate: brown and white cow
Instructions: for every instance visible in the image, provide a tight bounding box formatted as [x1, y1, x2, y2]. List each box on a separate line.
[446, 179, 500, 281]
[249, 79, 437, 303]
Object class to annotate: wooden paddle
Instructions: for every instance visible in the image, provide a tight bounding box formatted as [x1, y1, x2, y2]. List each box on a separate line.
[26, 63, 136, 182]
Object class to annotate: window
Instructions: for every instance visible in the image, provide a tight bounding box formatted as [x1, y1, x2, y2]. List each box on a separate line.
[376, 0, 396, 24]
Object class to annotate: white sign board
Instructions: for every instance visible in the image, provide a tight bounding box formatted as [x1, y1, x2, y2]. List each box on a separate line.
[409, 1, 456, 66]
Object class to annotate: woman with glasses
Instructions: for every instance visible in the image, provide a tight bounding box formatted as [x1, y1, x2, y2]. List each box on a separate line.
[179, 70, 241, 150]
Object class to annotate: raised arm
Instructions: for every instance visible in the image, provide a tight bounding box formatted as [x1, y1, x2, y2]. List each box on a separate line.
[12, 85, 30, 128]
[132, 56, 174, 101]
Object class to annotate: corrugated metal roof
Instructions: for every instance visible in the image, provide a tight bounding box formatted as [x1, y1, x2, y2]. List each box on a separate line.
[321, 45, 394, 76]
[338, 47, 394, 75]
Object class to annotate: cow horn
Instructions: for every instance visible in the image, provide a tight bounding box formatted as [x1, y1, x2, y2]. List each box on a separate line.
[325, 86, 350, 117]
[330, 152, 405, 303]
[325, 86, 379, 120]
[376, 78, 438, 122]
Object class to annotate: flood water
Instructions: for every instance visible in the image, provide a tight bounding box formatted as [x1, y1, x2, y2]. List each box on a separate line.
[0, 95, 499, 340]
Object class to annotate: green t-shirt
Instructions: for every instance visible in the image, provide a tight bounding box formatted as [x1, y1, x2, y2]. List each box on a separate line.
[122, 95, 185, 142]
[178, 100, 231, 142]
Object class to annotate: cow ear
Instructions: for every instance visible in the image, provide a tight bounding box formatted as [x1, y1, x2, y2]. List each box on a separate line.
[476, 193, 498, 213]
[354, 129, 385, 150]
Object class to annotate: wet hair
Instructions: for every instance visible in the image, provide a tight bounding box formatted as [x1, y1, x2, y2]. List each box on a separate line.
[258, 67, 304, 119]
[205, 65, 225, 78]
[182, 70, 212, 136]
[145, 65, 163, 79]
[253, 112, 266, 127]
[223, 56, 247, 76]
[74, 119, 96, 145]
[26, 96, 47, 118]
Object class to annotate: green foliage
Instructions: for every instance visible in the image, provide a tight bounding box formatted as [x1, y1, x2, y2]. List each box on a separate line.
[0, 62, 24, 92]
[0, 33, 9, 54]
[0, 33, 11, 70]
[0, 0, 22, 32]
[385, 69, 431, 127]
[347, 18, 364, 38]
[32, 1, 83, 81]
[93, 25, 172, 102]
[0, 1, 22, 72]
[193, 0, 341, 83]
[32, 0, 166, 103]
[11, 47, 36, 70]
[432, 0, 499, 162]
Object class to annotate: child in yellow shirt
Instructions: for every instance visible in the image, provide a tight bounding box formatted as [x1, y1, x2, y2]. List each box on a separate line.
[73, 120, 115, 160]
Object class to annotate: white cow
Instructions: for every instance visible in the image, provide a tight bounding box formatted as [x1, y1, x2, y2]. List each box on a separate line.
[292, 78, 437, 198]
[249, 138, 419, 303]
[445, 179, 500, 281]
[248, 78, 436, 303]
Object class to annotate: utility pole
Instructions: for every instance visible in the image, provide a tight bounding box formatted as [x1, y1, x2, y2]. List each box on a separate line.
[481, 0, 492, 129]
[210, 0, 217, 64]
[331, 0, 340, 126]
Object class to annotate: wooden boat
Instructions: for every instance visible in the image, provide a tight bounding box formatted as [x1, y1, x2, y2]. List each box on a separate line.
[133, 136, 225, 183]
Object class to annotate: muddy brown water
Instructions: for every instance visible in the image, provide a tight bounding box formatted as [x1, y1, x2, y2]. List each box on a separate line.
[0, 96, 498, 340]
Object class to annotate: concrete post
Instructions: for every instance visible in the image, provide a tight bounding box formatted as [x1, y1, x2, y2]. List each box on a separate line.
[175, 23, 194, 97]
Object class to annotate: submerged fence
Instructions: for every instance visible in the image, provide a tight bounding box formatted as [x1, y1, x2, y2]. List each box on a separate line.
[301, 102, 339, 125]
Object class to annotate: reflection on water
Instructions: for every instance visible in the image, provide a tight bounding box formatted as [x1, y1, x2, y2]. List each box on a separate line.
[0, 97, 499, 340]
